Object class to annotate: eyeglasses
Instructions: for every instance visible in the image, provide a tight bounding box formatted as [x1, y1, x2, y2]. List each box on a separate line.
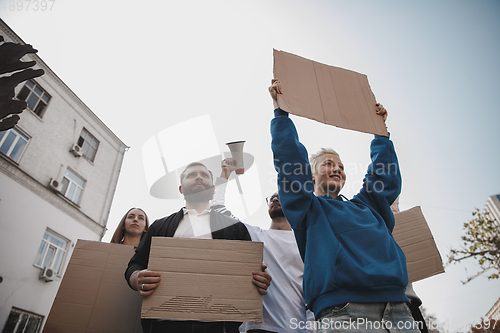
[266, 195, 279, 205]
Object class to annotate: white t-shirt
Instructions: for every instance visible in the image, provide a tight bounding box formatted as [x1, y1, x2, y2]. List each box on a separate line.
[211, 177, 314, 333]
[239, 225, 314, 333]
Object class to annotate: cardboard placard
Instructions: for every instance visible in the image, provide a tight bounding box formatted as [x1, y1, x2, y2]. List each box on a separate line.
[141, 237, 264, 322]
[393, 206, 445, 283]
[43, 240, 142, 333]
[273, 49, 388, 137]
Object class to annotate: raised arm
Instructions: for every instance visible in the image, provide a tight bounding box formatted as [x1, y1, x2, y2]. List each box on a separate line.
[211, 158, 240, 220]
[269, 80, 315, 231]
[353, 104, 402, 230]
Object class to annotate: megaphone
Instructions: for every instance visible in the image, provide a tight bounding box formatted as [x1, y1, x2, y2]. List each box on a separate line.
[226, 141, 245, 174]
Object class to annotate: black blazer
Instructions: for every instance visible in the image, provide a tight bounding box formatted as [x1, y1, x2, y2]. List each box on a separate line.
[125, 208, 251, 286]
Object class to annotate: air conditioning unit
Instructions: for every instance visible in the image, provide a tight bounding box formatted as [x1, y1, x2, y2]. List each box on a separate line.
[40, 267, 55, 282]
[49, 178, 62, 192]
[70, 144, 83, 157]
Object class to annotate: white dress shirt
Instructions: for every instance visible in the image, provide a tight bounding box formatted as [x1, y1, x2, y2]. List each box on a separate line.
[173, 208, 213, 239]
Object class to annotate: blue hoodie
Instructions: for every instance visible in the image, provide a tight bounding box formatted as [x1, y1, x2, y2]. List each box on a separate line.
[271, 109, 409, 316]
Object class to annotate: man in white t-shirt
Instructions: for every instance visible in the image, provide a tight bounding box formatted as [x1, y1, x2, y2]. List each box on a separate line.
[212, 159, 315, 333]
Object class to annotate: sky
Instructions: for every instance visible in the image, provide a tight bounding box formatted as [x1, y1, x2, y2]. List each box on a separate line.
[1, 0, 500, 331]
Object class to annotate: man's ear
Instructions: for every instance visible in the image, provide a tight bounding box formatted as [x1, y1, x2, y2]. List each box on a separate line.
[178, 185, 183, 194]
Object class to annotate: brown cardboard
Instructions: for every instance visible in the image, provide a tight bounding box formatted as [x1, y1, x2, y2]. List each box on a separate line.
[141, 237, 264, 322]
[273, 49, 388, 137]
[393, 206, 445, 283]
[43, 240, 142, 333]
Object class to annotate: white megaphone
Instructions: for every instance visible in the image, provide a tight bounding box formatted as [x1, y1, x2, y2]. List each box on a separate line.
[226, 141, 245, 174]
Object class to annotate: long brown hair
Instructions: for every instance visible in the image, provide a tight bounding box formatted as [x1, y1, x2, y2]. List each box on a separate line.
[110, 208, 149, 244]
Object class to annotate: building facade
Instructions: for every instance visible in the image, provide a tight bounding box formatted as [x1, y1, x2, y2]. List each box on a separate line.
[485, 194, 500, 228]
[0, 20, 127, 332]
[486, 297, 500, 320]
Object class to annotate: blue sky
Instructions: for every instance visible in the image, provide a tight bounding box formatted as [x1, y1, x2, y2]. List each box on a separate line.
[2, 0, 500, 331]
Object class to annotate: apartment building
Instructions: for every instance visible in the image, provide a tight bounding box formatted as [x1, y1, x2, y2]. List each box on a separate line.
[0, 19, 127, 332]
[485, 194, 500, 228]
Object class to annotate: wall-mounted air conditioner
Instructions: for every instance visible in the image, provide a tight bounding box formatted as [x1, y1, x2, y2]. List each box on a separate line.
[70, 144, 83, 157]
[40, 267, 55, 282]
[49, 178, 62, 192]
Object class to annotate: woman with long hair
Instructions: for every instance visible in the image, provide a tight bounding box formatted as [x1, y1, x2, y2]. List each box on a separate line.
[110, 208, 149, 248]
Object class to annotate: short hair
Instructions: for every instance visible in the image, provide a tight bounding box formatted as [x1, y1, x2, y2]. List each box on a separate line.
[309, 148, 341, 174]
[179, 162, 214, 184]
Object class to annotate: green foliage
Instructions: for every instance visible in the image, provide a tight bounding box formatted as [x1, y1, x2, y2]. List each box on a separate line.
[448, 209, 500, 283]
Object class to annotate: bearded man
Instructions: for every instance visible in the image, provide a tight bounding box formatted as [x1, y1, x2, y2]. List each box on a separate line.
[125, 162, 271, 333]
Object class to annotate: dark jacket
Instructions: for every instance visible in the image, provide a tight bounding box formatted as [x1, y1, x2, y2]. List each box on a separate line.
[125, 208, 251, 284]
[124, 208, 251, 333]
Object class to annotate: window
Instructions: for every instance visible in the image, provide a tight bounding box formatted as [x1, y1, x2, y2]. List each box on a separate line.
[77, 128, 99, 161]
[2, 307, 43, 333]
[33, 230, 68, 275]
[0, 128, 29, 162]
[60, 168, 85, 205]
[16, 80, 51, 118]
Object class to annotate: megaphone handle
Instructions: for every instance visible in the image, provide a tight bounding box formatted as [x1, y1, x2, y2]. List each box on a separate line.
[235, 175, 243, 194]
[235, 175, 249, 217]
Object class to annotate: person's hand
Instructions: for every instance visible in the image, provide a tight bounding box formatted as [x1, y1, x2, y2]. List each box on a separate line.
[0, 68, 45, 99]
[268, 79, 282, 110]
[0, 68, 44, 130]
[136, 269, 161, 297]
[0, 115, 20, 131]
[252, 263, 272, 295]
[0, 40, 40, 75]
[220, 158, 238, 180]
[0, 37, 45, 130]
[376, 103, 388, 122]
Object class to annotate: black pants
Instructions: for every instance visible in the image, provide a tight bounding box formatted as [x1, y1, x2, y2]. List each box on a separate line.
[141, 319, 241, 333]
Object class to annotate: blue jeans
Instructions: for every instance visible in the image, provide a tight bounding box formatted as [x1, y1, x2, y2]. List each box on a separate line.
[317, 302, 422, 333]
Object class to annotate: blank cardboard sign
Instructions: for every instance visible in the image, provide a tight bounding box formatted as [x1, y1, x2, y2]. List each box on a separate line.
[141, 237, 263, 322]
[393, 206, 445, 283]
[273, 49, 388, 137]
[43, 240, 142, 333]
